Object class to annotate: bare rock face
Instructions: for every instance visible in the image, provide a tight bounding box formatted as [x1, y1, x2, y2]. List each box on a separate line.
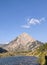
[3, 32, 43, 52]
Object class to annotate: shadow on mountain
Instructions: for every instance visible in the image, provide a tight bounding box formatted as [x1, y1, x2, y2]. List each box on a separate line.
[0, 47, 7, 53]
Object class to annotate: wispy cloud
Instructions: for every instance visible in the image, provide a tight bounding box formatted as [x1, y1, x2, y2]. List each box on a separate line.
[21, 17, 45, 28]
[21, 25, 30, 28]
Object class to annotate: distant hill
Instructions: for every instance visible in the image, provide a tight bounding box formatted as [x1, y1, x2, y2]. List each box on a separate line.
[2, 32, 43, 52]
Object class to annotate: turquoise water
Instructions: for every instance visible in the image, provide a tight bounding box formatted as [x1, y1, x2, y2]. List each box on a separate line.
[0, 56, 39, 65]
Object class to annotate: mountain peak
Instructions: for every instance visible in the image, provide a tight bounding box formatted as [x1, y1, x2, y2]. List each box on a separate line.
[19, 32, 29, 37]
[21, 32, 29, 35]
[19, 32, 35, 42]
[3, 32, 43, 51]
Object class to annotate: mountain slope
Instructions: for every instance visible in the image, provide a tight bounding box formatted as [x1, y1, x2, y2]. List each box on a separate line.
[3, 32, 43, 52]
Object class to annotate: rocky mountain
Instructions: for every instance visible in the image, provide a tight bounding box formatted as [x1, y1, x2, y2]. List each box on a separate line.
[2, 32, 43, 52]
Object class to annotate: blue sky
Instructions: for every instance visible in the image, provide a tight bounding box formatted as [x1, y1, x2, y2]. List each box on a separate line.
[0, 0, 47, 43]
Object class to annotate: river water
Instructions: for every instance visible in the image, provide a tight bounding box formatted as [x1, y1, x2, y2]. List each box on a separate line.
[0, 56, 39, 65]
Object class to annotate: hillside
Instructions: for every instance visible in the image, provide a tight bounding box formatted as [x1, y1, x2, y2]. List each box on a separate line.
[37, 43, 47, 65]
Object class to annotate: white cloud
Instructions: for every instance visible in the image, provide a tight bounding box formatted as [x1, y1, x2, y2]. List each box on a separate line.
[28, 18, 40, 24]
[21, 17, 45, 28]
[21, 25, 30, 28]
